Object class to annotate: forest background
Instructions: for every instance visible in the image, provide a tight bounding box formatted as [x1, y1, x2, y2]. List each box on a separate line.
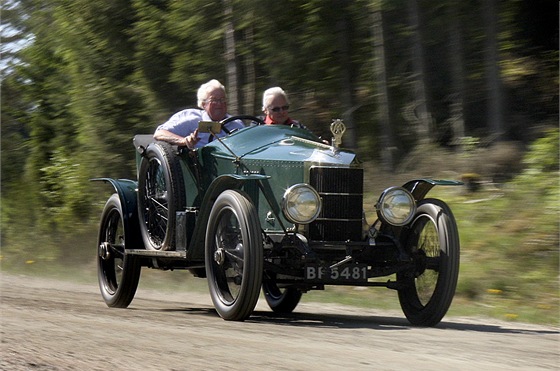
[1, 0, 558, 323]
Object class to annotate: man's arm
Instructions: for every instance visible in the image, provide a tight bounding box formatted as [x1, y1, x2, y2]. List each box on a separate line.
[154, 128, 199, 149]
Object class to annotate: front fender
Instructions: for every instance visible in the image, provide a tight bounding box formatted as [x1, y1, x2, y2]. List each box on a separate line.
[402, 179, 463, 202]
[186, 174, 269, 261]
[377, 179, 462, 240]
[92, 178, 144, 249]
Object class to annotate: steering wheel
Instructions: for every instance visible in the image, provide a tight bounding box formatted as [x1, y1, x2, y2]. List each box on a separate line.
[219, 115, 266, 134]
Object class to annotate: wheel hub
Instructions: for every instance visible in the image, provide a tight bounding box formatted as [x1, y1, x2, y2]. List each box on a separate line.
[214, 248, 225, 266]
[99, 242, 111, 260]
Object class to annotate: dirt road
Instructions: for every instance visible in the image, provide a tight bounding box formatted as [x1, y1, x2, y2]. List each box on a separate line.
[1, 273, 558, 370]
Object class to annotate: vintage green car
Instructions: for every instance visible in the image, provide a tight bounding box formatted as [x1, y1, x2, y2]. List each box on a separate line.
[96, 116, 462, 325]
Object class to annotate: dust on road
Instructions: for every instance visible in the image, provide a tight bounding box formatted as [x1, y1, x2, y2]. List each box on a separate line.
[1, 273, 558, 370]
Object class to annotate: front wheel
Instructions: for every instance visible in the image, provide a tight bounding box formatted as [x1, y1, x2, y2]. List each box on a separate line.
[97, 194, 141, 308]
[205, 190, 263, 321]
[397, 198, 460, 326]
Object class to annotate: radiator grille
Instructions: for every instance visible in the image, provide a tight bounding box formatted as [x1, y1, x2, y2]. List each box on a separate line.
[309, 167, 363, 241]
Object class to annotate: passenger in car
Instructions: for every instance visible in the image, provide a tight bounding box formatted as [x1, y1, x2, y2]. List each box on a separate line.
[154, 79, 244, 149]
[261, 87, 307, 129]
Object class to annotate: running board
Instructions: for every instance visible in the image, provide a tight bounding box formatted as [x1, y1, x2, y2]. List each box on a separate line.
[125, 249, 187, 259]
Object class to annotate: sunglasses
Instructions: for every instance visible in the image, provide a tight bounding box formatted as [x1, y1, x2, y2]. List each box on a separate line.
[270, 105, 289, 112]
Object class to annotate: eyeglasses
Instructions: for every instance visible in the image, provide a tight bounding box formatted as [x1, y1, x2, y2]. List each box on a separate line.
[270, 105, 289, 112]
[205, 98, 226, 104]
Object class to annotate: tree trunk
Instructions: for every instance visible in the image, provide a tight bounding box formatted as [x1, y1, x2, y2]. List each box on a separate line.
[243, 22, 256, 115]
[334, 0, 357, 149]
[371, 2, 395, 171]
[484, 0, 504, 139]
[448, 2, 466, 143]
[223, 0, 239, 114]
[407, 0, 431, 142]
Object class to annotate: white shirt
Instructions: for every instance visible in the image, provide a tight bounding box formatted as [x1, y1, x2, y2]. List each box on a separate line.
[156, 109, 244, 148]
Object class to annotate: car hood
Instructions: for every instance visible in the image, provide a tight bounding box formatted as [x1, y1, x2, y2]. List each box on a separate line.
[202, 125, 358, 165]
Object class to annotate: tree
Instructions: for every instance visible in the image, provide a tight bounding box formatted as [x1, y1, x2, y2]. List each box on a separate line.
[223, 0, 239, 113]
[406, 0, 432, 142]
[370, 1, 395, 170]
[447, 1, 466, 143]
[484, 0, 505, 139]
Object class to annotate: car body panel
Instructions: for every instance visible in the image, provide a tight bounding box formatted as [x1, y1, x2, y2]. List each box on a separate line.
[92, 178, 145, 250]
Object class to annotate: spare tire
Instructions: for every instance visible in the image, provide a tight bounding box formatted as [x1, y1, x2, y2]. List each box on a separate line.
[137, 141, 185, 250]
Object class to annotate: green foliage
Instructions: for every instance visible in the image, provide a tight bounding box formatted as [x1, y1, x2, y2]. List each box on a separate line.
[439, 130, 559, 324]
[0, 75, 30, 194]
[517, 128, 559, 179]
[39, 148, 93, 228]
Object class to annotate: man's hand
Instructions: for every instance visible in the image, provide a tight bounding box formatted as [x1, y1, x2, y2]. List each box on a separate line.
[184, 129, 200, 149]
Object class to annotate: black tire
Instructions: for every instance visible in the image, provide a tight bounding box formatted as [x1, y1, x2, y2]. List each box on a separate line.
[137, 142, 185, 251]
[97, 194, 141, 308]
[262, 276, 302, 313]
[205, 190, 263, 321]
[397, 198, 460, 326]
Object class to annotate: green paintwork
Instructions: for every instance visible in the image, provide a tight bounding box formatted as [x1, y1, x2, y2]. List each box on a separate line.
[91, 178, 144, 249]
[200, 125, 356, 164]
[194, 125, 359, 236]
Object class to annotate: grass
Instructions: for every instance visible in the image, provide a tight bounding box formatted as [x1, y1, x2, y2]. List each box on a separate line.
[428, 185, 558, 325]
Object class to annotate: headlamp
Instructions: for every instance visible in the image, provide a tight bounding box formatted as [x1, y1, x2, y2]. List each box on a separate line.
[375, 187, 416, 226]
[282, 184, 322, 224]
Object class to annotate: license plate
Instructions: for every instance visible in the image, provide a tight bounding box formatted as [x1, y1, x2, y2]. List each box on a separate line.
[305, 264, 368, 283]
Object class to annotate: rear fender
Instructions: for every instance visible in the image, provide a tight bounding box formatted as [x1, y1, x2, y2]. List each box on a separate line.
[92, 178, 145, 249]
[402, 179, 463, 202]
[186, 174, 269, 261]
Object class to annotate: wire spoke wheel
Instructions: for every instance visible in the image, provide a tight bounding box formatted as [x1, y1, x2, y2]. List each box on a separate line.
[144, 158, 169, 246]
[397, 198, 460, 326]
[138, 142, 184, 251]
[415, 220, 440, 305]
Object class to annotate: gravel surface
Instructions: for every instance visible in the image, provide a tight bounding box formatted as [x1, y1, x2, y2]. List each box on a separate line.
[1, 273, 558, 370]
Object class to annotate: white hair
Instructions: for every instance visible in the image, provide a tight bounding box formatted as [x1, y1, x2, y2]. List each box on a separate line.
[197, 79, 226, 108]
[262, 86, 290, 111]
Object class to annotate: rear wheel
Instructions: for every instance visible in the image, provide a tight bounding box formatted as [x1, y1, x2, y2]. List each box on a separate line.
[97, 194, 141, 308]
[137, 142, 185, 250]
[397, 198, 460, 326]
[263, 275, 302, 313]
[205, 190, 263, 321]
